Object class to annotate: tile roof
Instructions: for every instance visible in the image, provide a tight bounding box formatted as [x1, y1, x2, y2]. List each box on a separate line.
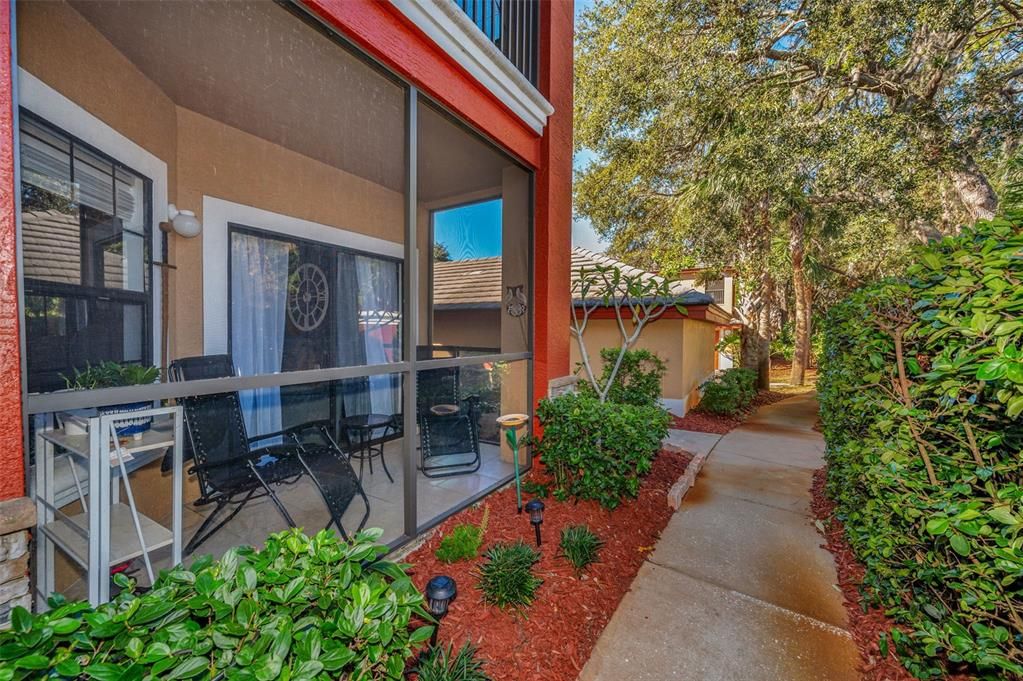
[432, 246, 717, 309]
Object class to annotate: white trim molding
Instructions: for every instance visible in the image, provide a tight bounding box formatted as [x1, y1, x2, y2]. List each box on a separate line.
[201, 196, 404, 355]
[389, 0, 554, 134]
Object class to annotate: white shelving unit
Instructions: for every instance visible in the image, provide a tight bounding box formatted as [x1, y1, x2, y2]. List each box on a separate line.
[33, 406, 183, 607]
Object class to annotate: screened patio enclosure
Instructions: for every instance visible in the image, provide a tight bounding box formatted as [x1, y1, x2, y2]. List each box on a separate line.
[16, 0, 533, 601]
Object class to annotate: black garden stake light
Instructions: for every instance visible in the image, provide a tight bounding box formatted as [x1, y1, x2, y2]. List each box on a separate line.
[425, 575, 456, 647]
[525, 498, 545, 547]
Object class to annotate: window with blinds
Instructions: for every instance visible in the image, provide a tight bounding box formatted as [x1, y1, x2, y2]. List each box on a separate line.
[705, 278, 726, 305]
[19, 112, 153, 393]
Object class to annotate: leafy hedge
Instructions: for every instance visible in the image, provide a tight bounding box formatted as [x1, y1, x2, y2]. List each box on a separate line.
[818, 215, 1023, 678]
[577, 348, 667, 407]
[0, 529, 432, 681]
[535, 393, 669, 509]
[699, 367, 758, 415]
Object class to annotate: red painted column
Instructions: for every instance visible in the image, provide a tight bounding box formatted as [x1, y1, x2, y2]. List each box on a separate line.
[532, 0, 574, 412]
[0, 2, 26, 501]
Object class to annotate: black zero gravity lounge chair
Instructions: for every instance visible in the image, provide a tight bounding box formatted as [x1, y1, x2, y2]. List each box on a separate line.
[416, 366, 483, 478]
[169, 355, 370, 554]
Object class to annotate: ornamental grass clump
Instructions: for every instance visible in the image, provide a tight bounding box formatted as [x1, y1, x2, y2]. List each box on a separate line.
[476, 541, 543, 610]
[0, 528, 433, 680]
[559, 525, 603, 574]
[435, 506, 489, 564]
[414, 642, 493, 681]
[818, 211, 1023, 679]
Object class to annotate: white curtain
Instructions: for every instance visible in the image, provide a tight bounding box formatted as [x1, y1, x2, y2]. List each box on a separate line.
[231, 232, 289, 441]
[356, 255, 400, 421]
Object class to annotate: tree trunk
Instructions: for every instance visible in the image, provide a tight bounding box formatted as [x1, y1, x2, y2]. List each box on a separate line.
[789, 212, 811, 386]
[756, 273, 774, 390]
[950, 148, 998, 222]
[741, 307, 761, 374]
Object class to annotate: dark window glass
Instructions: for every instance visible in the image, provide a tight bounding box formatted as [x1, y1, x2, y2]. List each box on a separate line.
[706, 278, 726, 305]
[19, 114, 152, 393]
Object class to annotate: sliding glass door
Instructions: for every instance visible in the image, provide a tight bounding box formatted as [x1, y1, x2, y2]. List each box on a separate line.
[228, 226, 402, 441]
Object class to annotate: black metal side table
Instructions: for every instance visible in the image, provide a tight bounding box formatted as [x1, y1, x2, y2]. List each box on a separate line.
[339, 414, 395, 483]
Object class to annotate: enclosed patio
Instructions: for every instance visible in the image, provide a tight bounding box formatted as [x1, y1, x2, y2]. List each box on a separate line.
[17, 0, 533, 604]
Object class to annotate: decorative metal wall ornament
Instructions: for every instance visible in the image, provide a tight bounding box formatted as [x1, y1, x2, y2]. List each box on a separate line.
[287, 262, 329, 331]
[505, 284, 527, 318]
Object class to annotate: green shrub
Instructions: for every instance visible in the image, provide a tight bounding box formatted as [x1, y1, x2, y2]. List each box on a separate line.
[534, 392, 669, 509]
[476, 541, 543, 610]
[0, 528, 432, 680]
[819, 214, 1023, 679]
[435, 507, 488, 564]
[578, 348, 667, 407]
[559, 525, 603, 574]
[699, 367, 758, 415]
[521, 480, 549, 498]
[414, 643, 492, 681]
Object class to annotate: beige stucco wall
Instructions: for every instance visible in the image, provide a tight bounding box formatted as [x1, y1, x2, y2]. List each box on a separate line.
[680, 318, 717, 408]
[16, 1, 180, 192]
[433, 309, 501, 349]
[570, 315, 718, 411]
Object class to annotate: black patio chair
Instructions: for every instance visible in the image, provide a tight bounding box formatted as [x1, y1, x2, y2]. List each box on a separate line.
[169, 355, 370, 554]
[417, 366, 482, 478]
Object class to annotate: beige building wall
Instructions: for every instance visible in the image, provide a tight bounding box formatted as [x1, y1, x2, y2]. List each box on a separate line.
[570, 315, 718, 414]
[679, 318, 718, 410]
[433, 309, 501, 349]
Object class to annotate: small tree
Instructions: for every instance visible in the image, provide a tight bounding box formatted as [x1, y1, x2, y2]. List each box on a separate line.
[571, 264, 684, 403]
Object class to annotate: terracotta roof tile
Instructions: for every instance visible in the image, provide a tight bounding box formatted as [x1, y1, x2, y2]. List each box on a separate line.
[432, 246, 716, 308]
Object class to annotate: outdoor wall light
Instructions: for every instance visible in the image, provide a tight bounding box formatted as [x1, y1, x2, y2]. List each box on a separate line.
[525, 498, 545, 547]
[425, 575, 457, 647]
[167, 203, 202, 238]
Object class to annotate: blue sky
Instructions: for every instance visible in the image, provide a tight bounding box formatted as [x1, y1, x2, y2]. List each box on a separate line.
[434, 0, 607, 260]
[433, 198, 503, 259]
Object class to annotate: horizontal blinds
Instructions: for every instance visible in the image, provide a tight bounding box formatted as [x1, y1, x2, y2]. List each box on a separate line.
[20, 119, 143, 225]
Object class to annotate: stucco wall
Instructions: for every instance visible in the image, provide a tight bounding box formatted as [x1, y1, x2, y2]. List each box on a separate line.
[680, 318, 718, 408]
[569, 315, 718, 412]
[433, 309, 501, 349]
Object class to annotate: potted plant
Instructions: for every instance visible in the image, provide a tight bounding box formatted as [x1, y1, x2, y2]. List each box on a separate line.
[63, 362, 160, 437]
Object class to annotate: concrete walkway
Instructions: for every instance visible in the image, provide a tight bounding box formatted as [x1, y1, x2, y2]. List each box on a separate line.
[580, 393, 859, 681]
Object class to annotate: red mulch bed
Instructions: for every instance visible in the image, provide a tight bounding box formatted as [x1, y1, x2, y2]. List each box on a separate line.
[405, 448, 692, 681]
[670, 390, 794, 434]
[811, 468, 974, 681]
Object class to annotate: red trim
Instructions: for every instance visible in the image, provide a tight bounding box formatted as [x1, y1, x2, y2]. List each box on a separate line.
[0, 2, 25, 500]
[300, 0, 541, 168]
[531, 0, 573, 418]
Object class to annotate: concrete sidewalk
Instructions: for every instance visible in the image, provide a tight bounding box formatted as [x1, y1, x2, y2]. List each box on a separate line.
[579, 393, 859, 681]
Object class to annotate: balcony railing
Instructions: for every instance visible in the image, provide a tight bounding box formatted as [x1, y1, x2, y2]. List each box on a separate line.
[453, 0, 539, 86]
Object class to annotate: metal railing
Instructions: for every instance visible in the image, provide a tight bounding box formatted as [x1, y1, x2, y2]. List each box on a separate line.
[453, 0, 539, 86]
